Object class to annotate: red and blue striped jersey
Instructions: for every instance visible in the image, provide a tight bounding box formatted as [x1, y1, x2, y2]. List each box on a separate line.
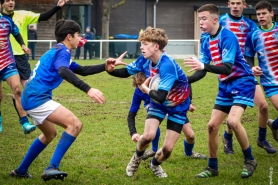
[126, 53, 190, 107]
[0, 14, 20, 70]
[219, 13, 257, 53]
[200, 27, 253, 81]
[245, 22, 278, 86]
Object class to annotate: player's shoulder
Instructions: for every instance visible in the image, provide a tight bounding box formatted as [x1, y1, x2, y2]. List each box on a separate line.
[219, 13, 228, 20]
[14, 10, 34, 16]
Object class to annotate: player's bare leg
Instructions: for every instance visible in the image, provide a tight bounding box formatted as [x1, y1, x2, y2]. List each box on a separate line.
[182, 123, 207, 159]
[6, 74, 36, 134]
[126, 118, 159, 177]
[268, 94, 278, 142]
[227, 105, 257, 178]
[151, 129, 180, 178]
[255, 85, 276, 153]
[195, 109, 226, 178]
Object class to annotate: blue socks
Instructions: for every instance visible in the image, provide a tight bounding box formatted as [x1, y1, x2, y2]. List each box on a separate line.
[272, 118, 278, 130]
[152, 127, 160, 152]
[184, 140, 194, 156]
[151, 157, 162, 166]
[19, 116, 29, 125]
[208, 158, 218, 170]
[136, 147, 145, 157]
[242, 146, 254, 161]
[224, 131, 233, 141]
[258, 127, 266, 142]
[18, 138, 47, 175]
[47, 132, 76, 169]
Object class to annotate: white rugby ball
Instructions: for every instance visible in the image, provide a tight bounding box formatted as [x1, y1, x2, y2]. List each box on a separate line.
[149, 74, 160, 91]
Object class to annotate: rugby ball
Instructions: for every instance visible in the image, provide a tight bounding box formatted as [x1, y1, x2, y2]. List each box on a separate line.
[149, 74, 160, 91]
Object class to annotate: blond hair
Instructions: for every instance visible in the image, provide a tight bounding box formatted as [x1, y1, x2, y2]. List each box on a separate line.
[138, 27, 168, 50]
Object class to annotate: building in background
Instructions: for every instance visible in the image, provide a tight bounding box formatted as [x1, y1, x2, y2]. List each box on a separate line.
[15, 0, 278, 57]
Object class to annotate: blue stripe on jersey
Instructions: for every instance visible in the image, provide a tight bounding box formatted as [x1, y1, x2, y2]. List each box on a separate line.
[200, 27, 253, 81]
[245, 22, 278, 87]
[22, 44, 74, 110]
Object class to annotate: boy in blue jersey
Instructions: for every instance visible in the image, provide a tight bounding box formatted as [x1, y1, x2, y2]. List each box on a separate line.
[184, 4, 257, 178]
[0, 0, 69, 135]
[9, 19, 125, 181]
[0, 12, 31, 134]
[129, 72, 207, 160]
[106, 27, 192, 178]
[220, 0, 275, 155]
[245, 0, 278, 145]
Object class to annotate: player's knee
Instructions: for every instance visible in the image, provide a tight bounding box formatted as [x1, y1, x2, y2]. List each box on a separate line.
[141, 134, 153, 144]
[185, 133, 195, 142]
[226, 119, 238, 130]
[12, 86, 22, 97]
[258, 101, 268, 115]
[208, 123, 217, 133]
[161, 146, 172, 159]
[68, 118, 83, 134]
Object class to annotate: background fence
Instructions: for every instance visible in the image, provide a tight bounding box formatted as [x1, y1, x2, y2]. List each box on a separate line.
[27, 39, 200, 60]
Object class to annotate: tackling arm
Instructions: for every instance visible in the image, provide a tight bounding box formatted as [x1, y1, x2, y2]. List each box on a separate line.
[59, 66, 91, 93]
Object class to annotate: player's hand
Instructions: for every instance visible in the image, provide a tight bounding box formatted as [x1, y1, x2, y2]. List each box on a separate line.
[57, 0, 69, 7]
[184, 57, 204, 72]
[87, 88, 105, 104]
[105, 51, 127, 72]
[138, 77, 151, 94]
[22, 45, 31, 55]
[132, 133, 140, 142]
[252, 66, 263, 76]
[189, 104, 196, 112]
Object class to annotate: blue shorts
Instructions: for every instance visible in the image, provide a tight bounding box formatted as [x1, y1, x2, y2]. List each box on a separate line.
[262, 86, 278, 98]
[147, 98, 190, 125]
[216, 76, 255, 108]
[0, 63, 19, 81]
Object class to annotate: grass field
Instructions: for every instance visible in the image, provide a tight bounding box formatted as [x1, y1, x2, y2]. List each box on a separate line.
[0, 59, 277, 185]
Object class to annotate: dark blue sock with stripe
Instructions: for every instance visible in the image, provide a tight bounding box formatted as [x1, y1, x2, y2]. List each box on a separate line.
[258, 127, 266, 142]
[208, 158, 218, 170]
[242, 146, 254, 161]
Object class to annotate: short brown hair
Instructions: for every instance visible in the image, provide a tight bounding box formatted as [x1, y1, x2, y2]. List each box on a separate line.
[197, 4, 220, 16]
[255, 0, 273, 12]
[132, 72, 146, 87]
[138, 27, 168, 50]
[229, 0, 246, 3]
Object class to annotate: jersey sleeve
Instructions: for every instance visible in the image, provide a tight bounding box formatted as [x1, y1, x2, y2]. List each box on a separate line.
[126, 55, 147, 75]
[69, 61, 80, 71]
[10, 19, 20, 36]
[54, 48, 72, 70]
[129, 88, 143, 113]
[199, 36, 211, 64]
[220, 31, 239, 64]
[158, 59, 177, 92]
[244, 31, 256, 57]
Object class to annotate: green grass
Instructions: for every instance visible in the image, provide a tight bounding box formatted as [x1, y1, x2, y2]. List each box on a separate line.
[0, 59, 277, 185]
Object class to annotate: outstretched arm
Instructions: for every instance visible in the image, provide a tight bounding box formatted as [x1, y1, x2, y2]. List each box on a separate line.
[184, 57, 232, 75]
[14, 33, 30, 54]
[106, 51, 131, 78]
[38, 0, 69, 21]
[59, 66, 105, 103]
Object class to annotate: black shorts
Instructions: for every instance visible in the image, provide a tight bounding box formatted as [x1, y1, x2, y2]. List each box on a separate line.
[15, 55, 31, 80]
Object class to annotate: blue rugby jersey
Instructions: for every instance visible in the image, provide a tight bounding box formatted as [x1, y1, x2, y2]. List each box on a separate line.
[126, 53, 190, 107]
[200, 27, 253, 82]
[219, 13, 257, 53]
[129, 87, 150, 113]
[245, 22, 278, 86]
[22, 43, 79, 110]
[0, 13, 20, 70]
